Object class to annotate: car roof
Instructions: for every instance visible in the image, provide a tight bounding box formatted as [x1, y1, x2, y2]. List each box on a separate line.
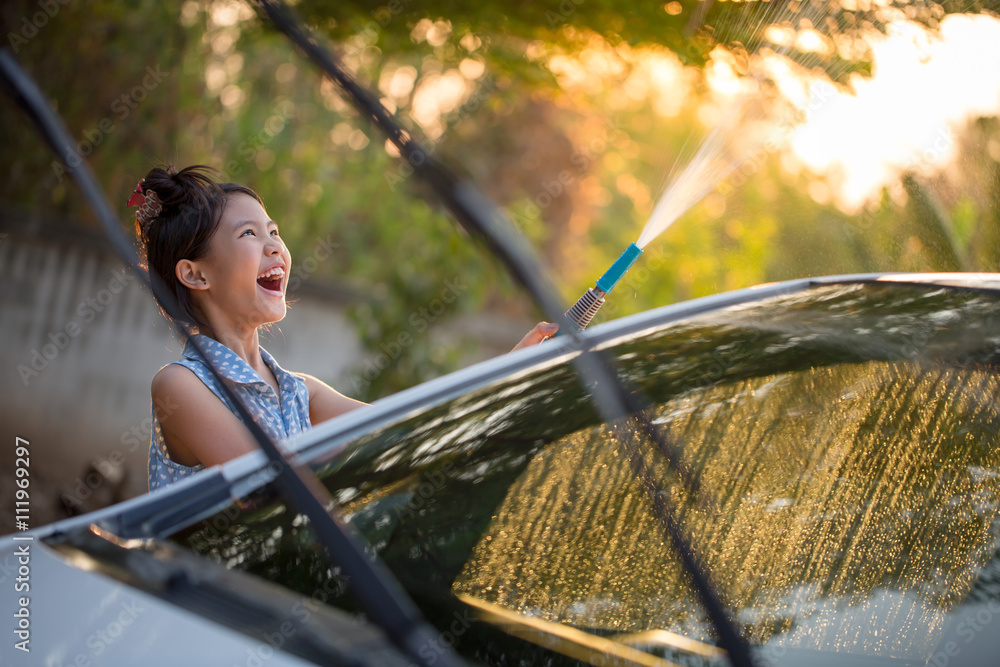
[12, 271, 1000, 545]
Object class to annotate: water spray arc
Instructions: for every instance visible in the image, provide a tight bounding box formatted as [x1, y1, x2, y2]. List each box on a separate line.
[561, 0, 857, 333]
[564, 242, 644, 330]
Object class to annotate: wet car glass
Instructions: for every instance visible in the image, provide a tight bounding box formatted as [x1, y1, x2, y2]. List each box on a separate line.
[170, 281, 1000, 666]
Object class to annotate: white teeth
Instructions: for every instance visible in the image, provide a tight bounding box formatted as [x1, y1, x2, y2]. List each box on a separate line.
[257, 267, 285, 280]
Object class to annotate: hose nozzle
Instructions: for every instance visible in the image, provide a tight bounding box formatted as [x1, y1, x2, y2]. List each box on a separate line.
[564, 243, 643, 331]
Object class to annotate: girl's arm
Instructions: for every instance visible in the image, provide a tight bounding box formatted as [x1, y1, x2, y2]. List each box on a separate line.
[292, 323, 552, 428]
[295, 372, 368, 425]
[151, 364, 260, 467]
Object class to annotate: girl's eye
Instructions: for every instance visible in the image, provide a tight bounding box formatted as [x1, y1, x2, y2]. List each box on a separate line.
[239, 226, 278, 237]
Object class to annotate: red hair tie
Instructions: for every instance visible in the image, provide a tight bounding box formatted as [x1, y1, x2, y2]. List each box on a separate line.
[127, 179, 162, 230]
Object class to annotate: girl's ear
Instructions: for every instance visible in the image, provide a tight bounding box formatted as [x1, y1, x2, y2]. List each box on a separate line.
[176, 259, 209, 290]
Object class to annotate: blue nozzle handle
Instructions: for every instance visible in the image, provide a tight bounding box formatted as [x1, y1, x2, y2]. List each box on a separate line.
[595, 242, 643, 294]
[560, 242, 645, 333]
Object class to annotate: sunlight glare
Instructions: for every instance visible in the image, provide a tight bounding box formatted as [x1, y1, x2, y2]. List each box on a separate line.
[789, 14, 1000, 211]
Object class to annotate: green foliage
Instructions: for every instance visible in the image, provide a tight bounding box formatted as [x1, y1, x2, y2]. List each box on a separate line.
[3, 0, 1000, 400]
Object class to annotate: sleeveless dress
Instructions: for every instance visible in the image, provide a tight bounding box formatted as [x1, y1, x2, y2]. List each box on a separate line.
[147, 334, 313, 492]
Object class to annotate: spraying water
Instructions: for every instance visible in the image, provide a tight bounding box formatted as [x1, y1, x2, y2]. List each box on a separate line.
[564, 0, 865, 329]
[636, 93, 761, 249]
[636, 0, 863, 249]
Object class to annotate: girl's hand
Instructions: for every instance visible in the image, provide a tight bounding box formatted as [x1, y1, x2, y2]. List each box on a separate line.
[511, 322, 559, 352]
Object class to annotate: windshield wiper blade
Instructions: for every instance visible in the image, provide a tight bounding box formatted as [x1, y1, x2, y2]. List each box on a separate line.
[249, 2, 755, 664]
[0, 47, 465, 667]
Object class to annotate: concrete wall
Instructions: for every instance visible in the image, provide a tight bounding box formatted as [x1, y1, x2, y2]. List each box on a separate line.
[0, 220, 363, 528]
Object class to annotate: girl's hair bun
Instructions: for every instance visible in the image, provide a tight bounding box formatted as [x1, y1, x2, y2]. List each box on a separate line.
[132, 164, 263, 327]
[143, 164, 219, 206]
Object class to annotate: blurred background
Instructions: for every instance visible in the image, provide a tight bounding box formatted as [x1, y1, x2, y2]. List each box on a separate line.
[2, 0, 999, 529]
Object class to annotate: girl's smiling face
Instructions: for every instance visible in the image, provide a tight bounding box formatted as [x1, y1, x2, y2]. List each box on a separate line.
[183, 193, 292, 331]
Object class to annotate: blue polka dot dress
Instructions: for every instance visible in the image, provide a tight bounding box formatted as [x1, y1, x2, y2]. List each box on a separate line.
[147, 334, 312, 492]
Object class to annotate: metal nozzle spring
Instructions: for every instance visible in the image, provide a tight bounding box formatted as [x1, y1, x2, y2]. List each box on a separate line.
[565, 287, 607, 330]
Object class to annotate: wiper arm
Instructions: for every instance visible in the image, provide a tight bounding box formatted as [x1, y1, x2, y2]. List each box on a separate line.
[249, 2, 755, 665]
[0, 47, 465, 667]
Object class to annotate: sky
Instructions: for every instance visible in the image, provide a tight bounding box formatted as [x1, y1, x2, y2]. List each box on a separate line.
[788, 13, 1000, 211]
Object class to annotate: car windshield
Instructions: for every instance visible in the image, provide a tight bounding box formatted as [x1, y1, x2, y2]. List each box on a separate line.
[169, 281, 1000, 666]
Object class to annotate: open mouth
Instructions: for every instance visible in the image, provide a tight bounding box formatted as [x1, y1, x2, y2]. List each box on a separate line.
[257, 277, 281, 292]
[257, 264, 287, 296]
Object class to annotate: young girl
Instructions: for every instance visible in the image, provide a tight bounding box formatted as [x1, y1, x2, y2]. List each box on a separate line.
[133, 165, 557, 491]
